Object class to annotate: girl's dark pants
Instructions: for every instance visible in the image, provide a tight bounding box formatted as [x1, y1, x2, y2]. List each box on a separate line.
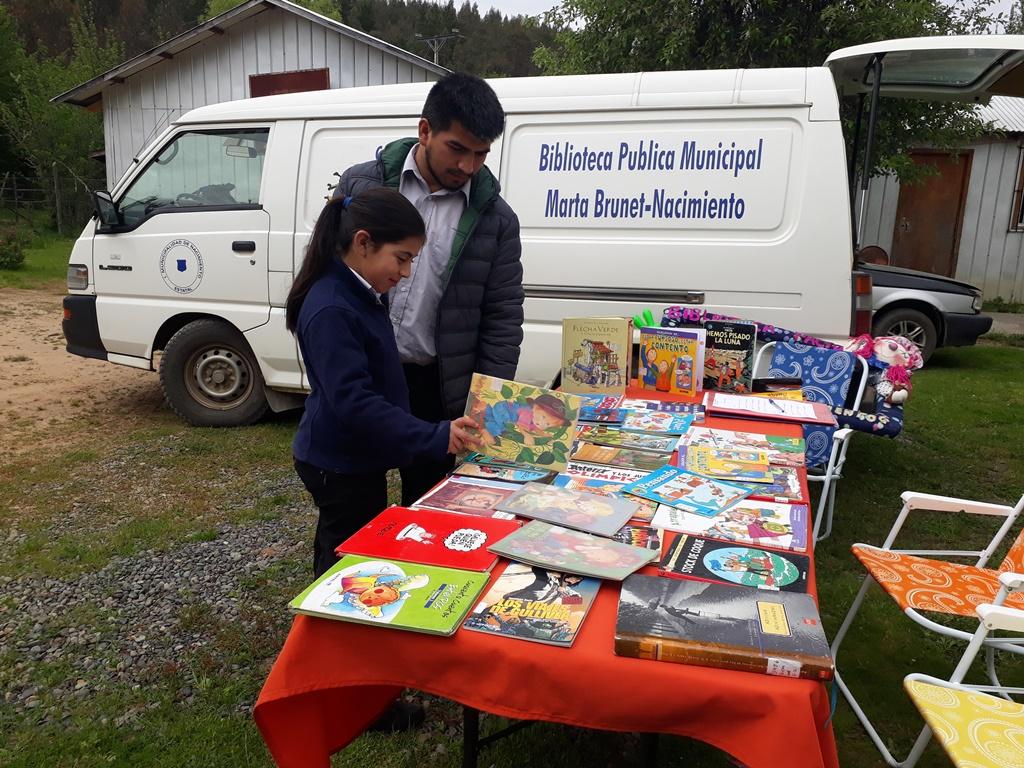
[294, 459, 387, 577]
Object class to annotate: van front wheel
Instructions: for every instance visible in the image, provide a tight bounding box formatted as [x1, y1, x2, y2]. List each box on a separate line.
[159, 320, 268, 427]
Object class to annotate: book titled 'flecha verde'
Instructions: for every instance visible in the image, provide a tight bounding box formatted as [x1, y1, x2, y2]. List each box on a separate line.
[289, 555, 489, 636]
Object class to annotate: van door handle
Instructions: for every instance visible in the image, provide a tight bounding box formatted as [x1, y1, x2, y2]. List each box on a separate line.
[232, 241, 256, 253]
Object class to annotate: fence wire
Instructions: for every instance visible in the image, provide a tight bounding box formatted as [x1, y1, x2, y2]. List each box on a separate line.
[0, 171, 104, 235]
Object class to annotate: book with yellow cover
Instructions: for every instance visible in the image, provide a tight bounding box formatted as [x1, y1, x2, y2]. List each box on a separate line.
[637, 327, 699, 397]
[683, 444, 774, 483]
[561, 317, 633, 395]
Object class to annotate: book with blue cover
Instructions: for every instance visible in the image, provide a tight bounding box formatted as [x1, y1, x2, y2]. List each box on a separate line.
[621, 466, 751, 517]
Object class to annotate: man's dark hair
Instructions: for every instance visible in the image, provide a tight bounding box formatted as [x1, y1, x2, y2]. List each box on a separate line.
[422, 72, 504, 142]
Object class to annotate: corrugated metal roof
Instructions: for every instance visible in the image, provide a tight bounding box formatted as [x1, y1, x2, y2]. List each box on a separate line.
[977, 95, 1024, 132]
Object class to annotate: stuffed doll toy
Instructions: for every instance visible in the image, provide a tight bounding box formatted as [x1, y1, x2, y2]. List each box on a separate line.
[844, 334, 924, 405]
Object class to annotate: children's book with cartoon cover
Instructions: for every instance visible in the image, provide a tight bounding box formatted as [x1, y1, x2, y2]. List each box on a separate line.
[678, 427, 806, 468]
[335, 506, 523, 571]
[620, 411, 695, 436]
[650, 501, 809, 553]
[552, 474, 658, 523]
[577, 425, 678, 454]
[682, 444, 774, 484]
[577, 394, 624, 409]
[658, 533, 810, 592]
[570, 441, 672, 473]
[495, 482, 640, 537]
[462, 562, 601, 647]
[578, 406, 627, 424]
[637, 327, 699, 397]
[614, 576, 833, 680]
[674, 327, 707, 393]
[561, 317, 633, 395]
[464, 374, 582, 472]
[452, 461, 556, 484]
[744, 466, 806, 503]
[619, 399, 705, 418]
[703, 320, 757, 393]
[289, 555, 489, 636]
[622, 466, 751, 517]
[487, 521, 659, 581]
[613, 523, 663, 551]
[413, 476, 519, 519]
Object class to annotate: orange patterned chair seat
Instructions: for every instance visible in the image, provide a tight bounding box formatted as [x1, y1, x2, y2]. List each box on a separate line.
[852, 544, 1024, 616]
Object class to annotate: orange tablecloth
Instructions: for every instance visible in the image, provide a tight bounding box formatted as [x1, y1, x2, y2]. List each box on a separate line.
[255, 388, 839, 768]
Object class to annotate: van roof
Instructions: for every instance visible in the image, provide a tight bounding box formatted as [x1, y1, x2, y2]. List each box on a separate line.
[176, 68, 834, 124]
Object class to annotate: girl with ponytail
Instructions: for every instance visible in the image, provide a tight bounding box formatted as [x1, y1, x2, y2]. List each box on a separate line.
[288, 188, 479, 577]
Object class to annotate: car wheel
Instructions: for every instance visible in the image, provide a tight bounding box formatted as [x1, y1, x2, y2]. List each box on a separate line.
[872, 307, 937, 362]
[159, 319, 268, 427]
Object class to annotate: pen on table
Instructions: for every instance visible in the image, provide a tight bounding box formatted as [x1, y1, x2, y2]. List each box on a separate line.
[767, 398, 785, 413]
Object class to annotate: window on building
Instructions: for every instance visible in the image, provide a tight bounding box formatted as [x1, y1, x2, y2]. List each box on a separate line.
[1010, 145, 1024, 232]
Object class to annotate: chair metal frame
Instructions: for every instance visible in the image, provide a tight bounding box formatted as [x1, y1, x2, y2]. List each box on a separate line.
[753, 341, 868, 542]
[831, 491, 1024, 768]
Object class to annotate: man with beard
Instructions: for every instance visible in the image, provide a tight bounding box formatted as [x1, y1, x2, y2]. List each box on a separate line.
[333, 72, 524, 508]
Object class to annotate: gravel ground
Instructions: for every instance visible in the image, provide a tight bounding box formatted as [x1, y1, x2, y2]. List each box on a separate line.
[0, 476, 313, 729]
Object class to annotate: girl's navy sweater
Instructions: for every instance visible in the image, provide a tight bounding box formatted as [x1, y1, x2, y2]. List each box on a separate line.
[291, 259, 449, 473]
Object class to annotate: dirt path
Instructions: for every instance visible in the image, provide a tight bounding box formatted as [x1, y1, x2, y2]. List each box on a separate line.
[0, 288, 166, 458]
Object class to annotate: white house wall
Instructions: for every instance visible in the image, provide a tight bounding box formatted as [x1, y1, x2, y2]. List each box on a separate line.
[859, 139, 1024, 302]
[102, 6, 436, 187]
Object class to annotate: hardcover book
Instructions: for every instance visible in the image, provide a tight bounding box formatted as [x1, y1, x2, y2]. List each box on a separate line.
[614, 576, 833, 680]
[613, 523, 663, 551]
[578, 406, 627, 424]
[638, 327, 700, 397]
[488, 521, 659, 581]
[464, 374, 582, 472]
[335, 506, 522, 571]
[682, 444, 774, 484]
[744, 466, 806, 504]
[650, 501, 810, 553]
[462, 562, 601, 647]
[620, 410, 695, 435]
[675, 327, 707, 393]
[289, 555, 489, 636]
[570, 441, 672, 472]
[622, 466, 751, 516]
[619, 399, 705, 417]
[452, 461, 556, 484]
[678, 428, 806, 468]
[552, 474, 658, 523]
[703, 320, 757, 393]
[561, 317, 633, 395]
[413, 476, 520, 518]
[577, 394, 625, 409]
[564, 462, 650, 484]
[577, 425, 678, 454]
[495, 482, 640, 537]
[658, 534, 810, 592]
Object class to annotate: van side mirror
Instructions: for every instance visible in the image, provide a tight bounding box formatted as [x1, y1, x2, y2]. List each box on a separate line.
[91, 191, 121, 227]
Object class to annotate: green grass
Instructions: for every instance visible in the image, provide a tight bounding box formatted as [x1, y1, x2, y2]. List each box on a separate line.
[0, 228, 75, 290]
[983, 297, 1024, 314]
[1, 342, 1022, 767]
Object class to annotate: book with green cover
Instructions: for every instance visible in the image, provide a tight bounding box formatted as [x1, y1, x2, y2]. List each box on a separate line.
[289, 555, 489, 636]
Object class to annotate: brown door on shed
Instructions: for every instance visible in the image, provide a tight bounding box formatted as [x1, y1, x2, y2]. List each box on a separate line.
[890, 150, 973, 277]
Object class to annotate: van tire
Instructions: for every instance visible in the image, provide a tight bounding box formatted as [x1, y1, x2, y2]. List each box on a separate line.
[159, 320, 268, 427]
[872, 307, 937, 362]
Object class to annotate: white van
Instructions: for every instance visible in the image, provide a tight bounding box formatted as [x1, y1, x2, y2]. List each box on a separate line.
[62, 36, 1024, 426]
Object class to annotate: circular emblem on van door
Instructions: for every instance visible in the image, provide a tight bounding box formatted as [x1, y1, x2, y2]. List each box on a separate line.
[159, 239, 204, 294]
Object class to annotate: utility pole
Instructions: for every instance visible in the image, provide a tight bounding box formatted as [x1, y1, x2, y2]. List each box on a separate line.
[416, 29, 461, 65]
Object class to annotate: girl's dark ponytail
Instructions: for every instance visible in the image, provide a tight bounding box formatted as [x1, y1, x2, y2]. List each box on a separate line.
[285, 188, 424, 332]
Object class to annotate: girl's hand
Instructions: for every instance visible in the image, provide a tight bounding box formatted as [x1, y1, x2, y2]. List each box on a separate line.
[449, 416, 483, 455]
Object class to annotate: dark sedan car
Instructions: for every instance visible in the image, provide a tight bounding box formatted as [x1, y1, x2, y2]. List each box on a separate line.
[859, 262, 993, 362]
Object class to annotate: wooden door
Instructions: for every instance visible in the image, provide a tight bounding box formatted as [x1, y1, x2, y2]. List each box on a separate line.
[890, 150, 973, 277]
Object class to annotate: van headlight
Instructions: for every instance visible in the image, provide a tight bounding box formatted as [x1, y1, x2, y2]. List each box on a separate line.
[67, 264, 89, 290]
[972, 293, 982, 312]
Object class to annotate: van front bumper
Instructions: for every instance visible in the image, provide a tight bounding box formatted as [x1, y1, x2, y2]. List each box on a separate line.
[943, 312, 993, 347]
[63, 295, 107, 360]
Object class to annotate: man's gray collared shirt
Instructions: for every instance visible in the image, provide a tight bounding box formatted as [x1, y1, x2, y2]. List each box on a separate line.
[390, 146, 470, 365]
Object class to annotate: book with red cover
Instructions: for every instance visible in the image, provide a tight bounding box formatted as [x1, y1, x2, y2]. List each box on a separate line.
[704, 392, 837, 427]
[335, 506, 522, 572]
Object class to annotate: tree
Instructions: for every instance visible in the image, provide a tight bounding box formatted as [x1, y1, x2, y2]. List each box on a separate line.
[201, 0, 343, 23]
[534, 0, 1009, 180]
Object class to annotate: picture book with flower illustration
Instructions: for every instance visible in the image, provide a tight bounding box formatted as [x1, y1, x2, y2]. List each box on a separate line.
[462, 562, 601, 647]
[487, 520, 659, 580]
[412, 476, 519, 518]
[496, 482, 640, 537]
[637, 327, 699, 397]
[464, 374, 581, 472]
[290, 555, 489, 636]
[335, 506, 522, 571]
[650, 501, 809, 553]
[561, 317, 633, 395]
[658, 534, 809, 593]
[621, 466, 750, 516]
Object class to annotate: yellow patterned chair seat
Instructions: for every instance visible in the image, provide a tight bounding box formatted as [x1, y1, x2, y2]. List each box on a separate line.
[852, 544, 1024, 616]
[904, 675, 1024, 768]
